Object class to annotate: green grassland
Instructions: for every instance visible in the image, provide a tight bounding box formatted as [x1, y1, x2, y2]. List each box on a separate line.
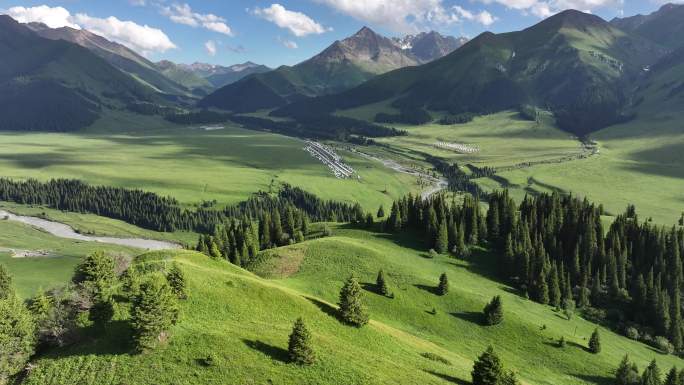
[22, 225, 684, 385]
[0, 219, 136, 298]
[371, 111, 585, 169]
[476, 112, 684, 224]
[0, 115, 417, 212]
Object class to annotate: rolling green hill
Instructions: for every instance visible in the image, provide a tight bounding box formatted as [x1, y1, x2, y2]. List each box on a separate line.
[0, 15, 159, 131]
[276, 10, 665, 136]
[16, 225, 684, 385]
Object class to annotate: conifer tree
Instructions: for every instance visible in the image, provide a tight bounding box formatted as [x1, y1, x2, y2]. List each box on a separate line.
[641, 360, 662, 385]
[0, 263, 11, 300]
[376, 270, 389, 296]
[338, 276, 369, 327]
[664, 367, 679, 385]
[272, 210, 284, 245]
[89, 292, 114, 329]
[0, 294, 36, 384]
[377, 205, 385, 218]
[437, 273, 449, 296]
[454, 225, 468, 258]
[588, 328, 601, 354]
[484, 296, 503, 325]
[550, 265, 562, 308]
[500, 370, 521, 385]
[471, 346, 503, 385]
[535, 269, 550, 305]
[166, 264, 187, 299]
[72, 251, 116, 286]
[29, 288, 52, 320]
[288, 318, 315, 365]
[436, 219, 449, 254]
[615, 355, 640, 385]
[131, 275, 180, 352]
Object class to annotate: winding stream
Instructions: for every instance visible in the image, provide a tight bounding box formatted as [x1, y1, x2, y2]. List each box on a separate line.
[0, 210, 180, 250]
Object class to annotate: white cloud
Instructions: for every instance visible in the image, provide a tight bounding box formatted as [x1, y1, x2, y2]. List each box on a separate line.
[3, 5, 176, 54]
[476, 0, 619, 18]
[252, 4, 328, 37]
[5, 5, 79, 29]
[453, 6, 498, 26]
[161, 3, 233, 36]
[278, 36, 298, 49]
[313, 0, 461, 33]
[205, 40, 217, 56]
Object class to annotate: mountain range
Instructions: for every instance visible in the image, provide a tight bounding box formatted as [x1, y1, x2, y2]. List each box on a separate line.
[199, 27, 467, 112]
[273, 6, 681, 136]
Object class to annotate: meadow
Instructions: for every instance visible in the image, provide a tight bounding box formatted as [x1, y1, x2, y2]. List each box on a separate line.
[0, 113, 417, 212]
[0, 219, 136, 298]
[21, 225, 684, 385]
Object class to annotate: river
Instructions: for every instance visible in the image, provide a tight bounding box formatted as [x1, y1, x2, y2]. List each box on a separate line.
[0, 210, 180, 251]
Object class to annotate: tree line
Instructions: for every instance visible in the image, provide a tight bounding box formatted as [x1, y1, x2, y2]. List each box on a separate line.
[0, 178, 362, 234]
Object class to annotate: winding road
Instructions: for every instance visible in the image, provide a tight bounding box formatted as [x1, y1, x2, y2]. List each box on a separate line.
[0, 210, 180, 250]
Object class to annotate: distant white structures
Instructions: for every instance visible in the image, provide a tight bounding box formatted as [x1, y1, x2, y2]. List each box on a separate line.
[434, 141, 480, 154]
[304, 140, 356, 179]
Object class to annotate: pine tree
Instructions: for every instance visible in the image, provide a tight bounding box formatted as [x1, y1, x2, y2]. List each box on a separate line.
[437, 273, 449, 296]
[484, 296, 503, 325]
[588, 328, 601, 354]
[615, 355, 640, 385]
[665, 367, 679, 385]
[376, 270, 389, 296]
[550, 265, 562, 308]
[272, 210, 284, 245]
[288, 318, 315, 365]
[471, 346, 503, 385]
[72, 251, 116, 286]
[29, 288, 52, 320]
[641, 360, 662, 385]
[0, 295, 36, 384]
[0, 263, 12, 300]
[454, 225, 468, 258]
[377, 205, 385, 218]
[131, 275, 180, 352]
[166, 264, 187, 299]
[338, 276, 369, 327]
[500, 370, 521, 385]
[535, 269, 550, 305]
[435, 219, 449, 254]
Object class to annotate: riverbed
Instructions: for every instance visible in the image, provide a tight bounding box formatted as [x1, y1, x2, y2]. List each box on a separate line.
[0, 210, 180, 250]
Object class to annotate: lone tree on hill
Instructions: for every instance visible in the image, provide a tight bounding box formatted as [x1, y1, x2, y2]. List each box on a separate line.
[166, 263, 187, 299]
[437, 273, 449, 296]
[376, 270, 389, 296]
[483, 296, 503, 325]
[338, 275, 369, 327]
[472, 346, 503, 385]
[131, 275, 180, 352]
[288, 318, 315, 365]
[588, 328, 601, 354]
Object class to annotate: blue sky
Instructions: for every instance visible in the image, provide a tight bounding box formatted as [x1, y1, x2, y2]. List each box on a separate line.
[0, 0, 673, 68]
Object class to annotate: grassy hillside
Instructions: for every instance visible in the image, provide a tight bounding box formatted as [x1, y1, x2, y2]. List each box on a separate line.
[20, 225, 684, 385]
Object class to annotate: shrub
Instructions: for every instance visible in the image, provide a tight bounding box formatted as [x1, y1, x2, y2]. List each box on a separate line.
[421, 352, 452, 366]
[625, 326, 640, 341]
[655, 336, 674, 354]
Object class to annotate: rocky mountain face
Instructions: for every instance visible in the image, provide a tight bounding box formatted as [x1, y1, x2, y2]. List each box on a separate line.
[392, 31, 468, 63]
[611, 3, 684, 50]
